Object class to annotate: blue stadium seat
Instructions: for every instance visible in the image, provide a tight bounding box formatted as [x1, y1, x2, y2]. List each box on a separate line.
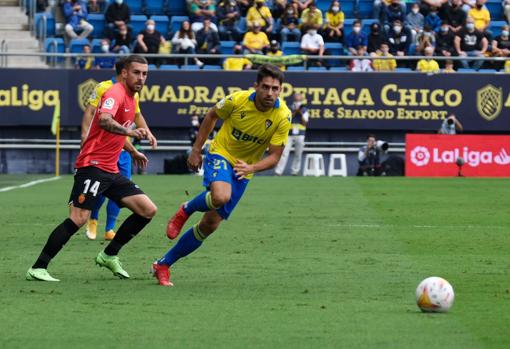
[35, 12, 55, 38]
[490, 21, 507, 37]
[282, 42, 301, 55]
[90, 38, 103, 53]
[396, 67, 412, 72]
[325, 42, 344, 67]
[69, 38, 91, 53]
[167, 0, 187, 15]
[203, 65, 222, 70]
[170, 15, 189, 35]
[358, 0, 374, 19]
[329, 66, 349, 71]
[238, 17, 247, 33]
[181, 65, 202, 70]
[126, 0, 144, 14]
[287, 66, 306, 71]
[308, 66, 328, 71]
[219, 40, 236, 54]
[159, 64, 180, 70]
[478, 69, 499, 73]
[145, 0, 165, 16]
[486, 0, 504, 21]
[148, 64, 158, 69]
[88, 13, 105, 38]
[44, 37, 65, 63]
[316, 0, 330, 12]
[340, 1, 356, 18]
[151, 15, 169, 35]
[131, 15, 148, 35]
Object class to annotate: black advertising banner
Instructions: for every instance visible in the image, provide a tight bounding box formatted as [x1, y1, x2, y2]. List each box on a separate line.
[0, 69, 509, 131]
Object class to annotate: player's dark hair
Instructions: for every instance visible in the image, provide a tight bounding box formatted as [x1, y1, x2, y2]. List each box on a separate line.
[367, 133, 376, 139]
[114, 58, 126, 75]
[123, 55, 148, 69]
[256, 64, 284, 85]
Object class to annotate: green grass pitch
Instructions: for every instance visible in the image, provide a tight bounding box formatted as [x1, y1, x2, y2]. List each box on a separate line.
[0, 175, 509, 348]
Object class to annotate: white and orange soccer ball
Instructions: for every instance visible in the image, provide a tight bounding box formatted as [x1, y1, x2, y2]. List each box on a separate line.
[416, 276, 455, 313]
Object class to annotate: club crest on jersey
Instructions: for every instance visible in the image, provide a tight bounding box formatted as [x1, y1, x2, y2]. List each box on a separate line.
[78, 194, 86, 204]
[216, 98, 226, 109]
[265, 119, 273, 129]
[103, 97, 115, 110]
[240, 111, 246, 119]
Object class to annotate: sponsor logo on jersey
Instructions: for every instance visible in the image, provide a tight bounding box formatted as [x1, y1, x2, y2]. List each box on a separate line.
[231, 127, 265, 144]
[103, 97, 115, 110]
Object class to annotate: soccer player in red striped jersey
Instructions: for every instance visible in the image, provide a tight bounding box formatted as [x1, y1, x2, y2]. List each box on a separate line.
[27, 55, 157, 282]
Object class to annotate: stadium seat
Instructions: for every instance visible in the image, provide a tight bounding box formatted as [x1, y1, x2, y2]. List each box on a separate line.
[358, 0, 374, 19]
[490, 21, 507, 37]
[159, 64, 180, 70]
[44, 37, 65, 63]
[170, 15, 189, 35]
[486, 0, 504, 20]
[126, 0, 144, 14]
[148, 64, 158, 69]
[167, 0, 187, 16]
[328, 154, 347, 177]
[34, 12, 55, 39]
[131, 15, 148, 35]
[395, 67, 412, 72]
[69, 38, 91, 53]
[145, 0, 165, 16]
[457, 68, 477, 73]
[282, 42, 301, 55]
[238, 16, 247, 33]
[340, 1, 356, 18]
[181, 65, 202, 70]
[329, 67, 349, 71]
[308, 66, 328, 71]
[303, 154, 325, 176]
[203, 65, 222, 70]
[90, 38, 103, 53]
[151, 15, 169, 35]
[478, 69, 499, 73]
[316, 0, 330, 12]
[325, 42, 344, 66]
[219, 40, 236, 54]
[88, 13, 105, 38]
[287, 66, 306, 71]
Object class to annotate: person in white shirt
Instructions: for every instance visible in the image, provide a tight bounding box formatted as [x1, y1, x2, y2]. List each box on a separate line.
[350, 46, 373, 71]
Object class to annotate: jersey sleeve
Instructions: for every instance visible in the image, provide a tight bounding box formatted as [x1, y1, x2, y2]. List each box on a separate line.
[214, 93, 236, 120]
[270, 109, 291, 147]
[135, 93, 141, 114]
[98, 87, 121, 117]
[88, 83, 104, 108]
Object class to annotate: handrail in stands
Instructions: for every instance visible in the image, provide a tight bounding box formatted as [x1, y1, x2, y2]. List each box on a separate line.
[0, 40, 8, 67]
[28, 0, 36, 34]
[37, 14, 47, 55]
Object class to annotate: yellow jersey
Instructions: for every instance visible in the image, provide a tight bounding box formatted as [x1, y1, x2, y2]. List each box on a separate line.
[372, 53, 397, 71]
[210, 90, 291, 178]
[243, 31, 270, 51]
[246, 5, 272, 28]
[505, 60, 510, 73]
[416, 59, 440, 73]
[223, 57, 251, 71]
[325, 11, 344, 27]
[88, 78, 141, 114]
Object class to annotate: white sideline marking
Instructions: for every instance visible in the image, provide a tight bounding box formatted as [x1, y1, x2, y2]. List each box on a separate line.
[0, 176, 61, 193]
[327, 223, 508, 230]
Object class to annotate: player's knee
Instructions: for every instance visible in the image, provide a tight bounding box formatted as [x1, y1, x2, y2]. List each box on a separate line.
[199, 218, 221, 236]
[141, 203, 157, 219]
[211, 192, 230, 207]
[69, 212, 89, 227]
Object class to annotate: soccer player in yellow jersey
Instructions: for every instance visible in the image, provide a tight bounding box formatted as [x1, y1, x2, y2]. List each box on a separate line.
[81, 59, 157, 241]
[152, 64, 291, 286]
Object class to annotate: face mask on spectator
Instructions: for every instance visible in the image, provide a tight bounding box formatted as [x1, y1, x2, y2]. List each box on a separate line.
[502, 30, 509, 37]
[287, 9, 294, 15]
[466, 23, 474, 31]
[441, 26, 448, 32]
[332, 6, 340, 12]
[147, 24, 155, 31]
[430, 11, 437, 16]
[412, 8, 419, 14]
[115, 0, 123, 4]
[353, 26, 361, 33]
[308, 29, 317, 35]
[393, 25, 402, 34]
[234, 48, 242, 54]
[101, 44, 109, 52]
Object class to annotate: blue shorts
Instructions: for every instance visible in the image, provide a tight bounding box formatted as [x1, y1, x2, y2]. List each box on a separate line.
[202, 153, 249, 220]
[118, 151, 132, 179]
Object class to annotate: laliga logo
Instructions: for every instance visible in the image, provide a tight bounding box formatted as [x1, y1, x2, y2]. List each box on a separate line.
[410, 146, 431, 167]
[410, 146, 510, 167]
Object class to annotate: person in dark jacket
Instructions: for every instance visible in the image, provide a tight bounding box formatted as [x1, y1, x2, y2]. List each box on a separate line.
[105, 0, 131, 39]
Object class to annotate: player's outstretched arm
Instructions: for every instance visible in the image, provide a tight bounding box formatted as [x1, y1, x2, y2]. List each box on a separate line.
[123, 139, 148, 169]
[187, 108, 219, 172]
[135, 112, 157, 149]
[99, 112, 147, 139]
[80, 105, 96, 147]
[234, 144, 285, 179]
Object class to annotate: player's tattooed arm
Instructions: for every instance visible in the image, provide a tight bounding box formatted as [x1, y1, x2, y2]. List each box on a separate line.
[99, 113, 130, 135]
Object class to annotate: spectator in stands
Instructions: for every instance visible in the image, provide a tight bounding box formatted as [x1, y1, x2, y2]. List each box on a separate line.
[190, 0, 218, 32]
[295, 0, 314, 12]
[468, 0, 490, 32]
[217, 0, 242, 41]
[424, 6, 442, 32]
[300, 1, 323, 30]
[322, 1, 344, 43]
[94, 39, 115, 69]
[75, 44, 94, 69]
[247, 0, 274, 34]
[223, 44, 253, 70]
[345, 20, 368, 55]
[387, 20, 412, 58]
[172, 20, 204, 67]
[367, 22, 386, 53]
[435, 21, 456, 57]
[35, 0, 48, 13]
[357, 134, 382, 176]
[267, 40, 286, 70]
[112, 23, 132, 54]
[492, 25, 510, 69]
[243, 22, 270, 54]
[505, 59, 510, 72]
[87, 0, 101, 14]
[274, 92, 309, 176]
[63, 0, 94, 40]
[197, 17, 221, 65]
[135, 19, 166, 64]
[280, 3, 301, 42]
[505, 0, 510, 24]
[443, 59, 456, 72]
[415, 25, 436, 55]
[372, 42, 397, 71]
[454, 16, 488, 70]
[383, 0, 406, 32]
[461, 0, 476, 13]
[235, 0, 251, 17]
[420, 0, 448, 16]
[104, 0, 131, 40]
[445, 0, 466, 33]
[300, 25, 326, 64]
[350, 46, 373, 71]
[416, 46, 440, 72]
[406, 3, 425, 42]
[438, 114, 463, 134]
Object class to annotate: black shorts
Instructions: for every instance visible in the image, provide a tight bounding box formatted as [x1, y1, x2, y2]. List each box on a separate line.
[68, 166, 144, 210]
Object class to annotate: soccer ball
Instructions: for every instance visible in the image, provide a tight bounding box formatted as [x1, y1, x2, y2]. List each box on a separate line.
[415, 276, 455, 313]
